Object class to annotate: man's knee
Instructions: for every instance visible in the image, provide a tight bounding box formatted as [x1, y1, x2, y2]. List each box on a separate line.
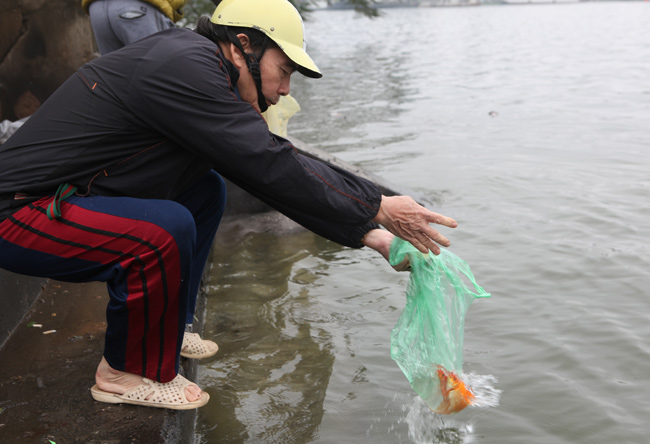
[177, 171, 227, 218]
[153, 201, 197, 252]
[204, 171, 227, 213]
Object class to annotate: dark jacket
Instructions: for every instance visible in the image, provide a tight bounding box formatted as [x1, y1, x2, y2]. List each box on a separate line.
[0, 28, 381, 248]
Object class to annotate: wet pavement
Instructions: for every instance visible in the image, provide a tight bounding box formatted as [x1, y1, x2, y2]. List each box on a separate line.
[0, 279, 196, 444]
[0, 213, 301, 444]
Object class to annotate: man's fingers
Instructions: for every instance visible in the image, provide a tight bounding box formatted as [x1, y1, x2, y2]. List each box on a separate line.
[401, 226, 448, 255]
[420, 235, 442, 255]
[409, 230, 440, 255]
[373, 195, 458, 255]
[422, 225, 451, 248]
[427, 212, 458, 229]
[403, 232, 425, 254]
[424, 240, 442, 256]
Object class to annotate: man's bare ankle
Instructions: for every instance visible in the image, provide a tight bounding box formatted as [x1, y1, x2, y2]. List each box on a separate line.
[95, 357, 142, 394]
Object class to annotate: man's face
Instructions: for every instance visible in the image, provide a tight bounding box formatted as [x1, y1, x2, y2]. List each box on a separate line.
[258, 47, 296, 108]
[235, 43, 295, 112]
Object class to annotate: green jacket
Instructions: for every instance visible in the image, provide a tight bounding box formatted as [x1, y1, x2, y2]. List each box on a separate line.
[82, 0, 187, 22]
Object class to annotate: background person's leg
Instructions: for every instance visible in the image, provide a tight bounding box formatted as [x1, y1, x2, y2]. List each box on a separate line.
[88, 0, 124, 55]
[108, 0, 174, 48]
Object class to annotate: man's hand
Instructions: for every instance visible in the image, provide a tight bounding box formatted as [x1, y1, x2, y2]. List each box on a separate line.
[372, 195, 457, 255]
[361, 228, 413, 271]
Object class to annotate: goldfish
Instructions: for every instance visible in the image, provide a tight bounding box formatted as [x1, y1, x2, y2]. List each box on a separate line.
[433, 365, 475, 415]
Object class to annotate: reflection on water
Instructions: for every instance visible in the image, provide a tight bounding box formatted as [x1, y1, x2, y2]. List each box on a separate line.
[197, 223, 337, 443]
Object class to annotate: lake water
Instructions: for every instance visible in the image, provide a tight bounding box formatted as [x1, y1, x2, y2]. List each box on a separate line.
[196, 2, 650, 443]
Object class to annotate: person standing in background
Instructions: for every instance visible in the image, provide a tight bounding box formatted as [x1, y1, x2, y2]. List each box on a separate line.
[82, 0, 187, 54]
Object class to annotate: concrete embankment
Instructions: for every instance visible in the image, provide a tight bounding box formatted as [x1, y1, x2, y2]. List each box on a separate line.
[0, 272, 47, 350]
[0, 278, 199, 443]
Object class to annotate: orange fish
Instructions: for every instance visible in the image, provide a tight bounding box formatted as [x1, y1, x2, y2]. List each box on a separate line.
[433, 366, 475, 415]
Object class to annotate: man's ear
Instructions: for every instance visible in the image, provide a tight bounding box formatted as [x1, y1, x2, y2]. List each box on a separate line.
[236, 33, 250, 51]
[229, 33, 251, 70]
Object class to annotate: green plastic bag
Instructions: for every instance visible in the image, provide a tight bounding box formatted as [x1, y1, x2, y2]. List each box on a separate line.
[389, 238, 490, 414]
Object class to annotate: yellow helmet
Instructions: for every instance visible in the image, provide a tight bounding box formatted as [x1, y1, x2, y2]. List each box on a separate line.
[211, 0, 322, 79]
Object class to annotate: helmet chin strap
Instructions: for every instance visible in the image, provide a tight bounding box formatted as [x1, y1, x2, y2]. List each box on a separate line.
[227, 30, 270, 113]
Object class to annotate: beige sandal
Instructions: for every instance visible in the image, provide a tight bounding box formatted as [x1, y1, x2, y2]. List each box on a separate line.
[181, 332, 219, 359]
[90, 374, 209, 410]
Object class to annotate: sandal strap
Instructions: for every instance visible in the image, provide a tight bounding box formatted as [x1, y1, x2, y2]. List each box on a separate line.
[121, 375, 195, 405]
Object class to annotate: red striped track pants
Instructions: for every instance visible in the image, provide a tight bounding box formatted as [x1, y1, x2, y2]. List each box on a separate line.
[0, 171, 225, 382]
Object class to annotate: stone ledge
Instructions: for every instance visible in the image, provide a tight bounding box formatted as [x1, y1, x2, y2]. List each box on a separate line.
[0, 278, 202, 444]
[0, 270, 47, 350]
